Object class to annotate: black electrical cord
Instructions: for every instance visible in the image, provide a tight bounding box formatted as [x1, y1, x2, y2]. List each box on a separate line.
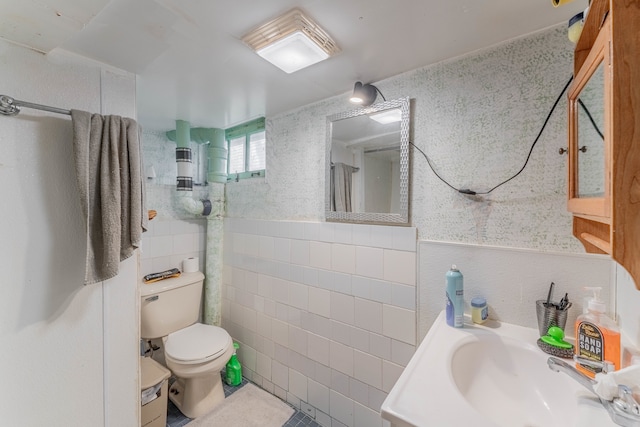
[578, 98, 604, 140]
[411, 76, 574, 196]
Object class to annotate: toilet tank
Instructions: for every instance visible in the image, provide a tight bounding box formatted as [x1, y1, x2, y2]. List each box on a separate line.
[140, 271, 204, 339]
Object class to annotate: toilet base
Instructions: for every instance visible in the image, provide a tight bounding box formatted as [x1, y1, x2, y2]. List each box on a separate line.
[168, 373, 225, 419]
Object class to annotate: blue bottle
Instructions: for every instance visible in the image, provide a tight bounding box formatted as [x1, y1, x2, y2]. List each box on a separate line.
[446, 265, 464, 328]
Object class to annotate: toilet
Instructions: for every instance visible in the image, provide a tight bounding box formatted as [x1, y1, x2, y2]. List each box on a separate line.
[140, 271, 234, 419]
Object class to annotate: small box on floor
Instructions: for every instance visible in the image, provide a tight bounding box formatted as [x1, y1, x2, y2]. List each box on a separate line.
[141, 357, 171, 427]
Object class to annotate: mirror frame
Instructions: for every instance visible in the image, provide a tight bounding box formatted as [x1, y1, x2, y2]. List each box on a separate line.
[567, 23, 611, 218]
[325, 96, 410, 225]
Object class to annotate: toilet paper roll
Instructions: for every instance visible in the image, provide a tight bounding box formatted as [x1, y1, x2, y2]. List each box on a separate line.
[182, 257, 199, 273]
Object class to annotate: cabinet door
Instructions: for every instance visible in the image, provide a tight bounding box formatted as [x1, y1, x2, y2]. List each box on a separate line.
[567, 20, 611, 217]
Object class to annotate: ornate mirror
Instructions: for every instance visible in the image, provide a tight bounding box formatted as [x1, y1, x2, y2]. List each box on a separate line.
[325, 97, 410, 225]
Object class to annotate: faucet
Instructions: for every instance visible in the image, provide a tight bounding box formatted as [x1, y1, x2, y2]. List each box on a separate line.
[547, 357, 640, 427]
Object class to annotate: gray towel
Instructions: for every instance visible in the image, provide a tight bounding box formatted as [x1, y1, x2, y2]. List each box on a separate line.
[71, 110, 147, 285]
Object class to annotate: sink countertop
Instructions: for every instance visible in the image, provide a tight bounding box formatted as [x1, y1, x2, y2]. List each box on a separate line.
[381, 311, 617, 427]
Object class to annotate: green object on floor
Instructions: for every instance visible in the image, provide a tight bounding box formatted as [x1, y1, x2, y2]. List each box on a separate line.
[225, 342, 242, 386]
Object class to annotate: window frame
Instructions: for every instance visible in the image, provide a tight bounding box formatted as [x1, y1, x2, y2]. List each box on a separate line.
[225, 117, 266, 181]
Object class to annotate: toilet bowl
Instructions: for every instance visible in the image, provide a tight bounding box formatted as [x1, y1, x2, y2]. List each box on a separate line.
[140, 272, 234, 418]
[163, 323, 233, 418]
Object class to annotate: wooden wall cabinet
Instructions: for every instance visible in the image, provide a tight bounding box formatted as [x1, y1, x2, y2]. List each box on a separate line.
[567, 0, 640, 289]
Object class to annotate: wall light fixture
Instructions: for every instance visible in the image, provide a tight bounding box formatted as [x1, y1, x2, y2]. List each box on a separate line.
[350, 82, 384, 107]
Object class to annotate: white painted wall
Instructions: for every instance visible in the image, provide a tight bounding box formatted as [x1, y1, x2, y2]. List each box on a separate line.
[0, 41, 139, 427]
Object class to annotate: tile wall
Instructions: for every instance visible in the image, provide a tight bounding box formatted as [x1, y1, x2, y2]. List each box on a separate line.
[140, 217, 207, 277]
[222, 219, 417, 427]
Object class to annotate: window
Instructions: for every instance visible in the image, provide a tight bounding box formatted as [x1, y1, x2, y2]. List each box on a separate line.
[225, 117, 266, 180]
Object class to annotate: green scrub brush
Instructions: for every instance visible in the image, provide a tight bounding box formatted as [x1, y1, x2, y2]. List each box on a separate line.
[537, 326, 574, 359]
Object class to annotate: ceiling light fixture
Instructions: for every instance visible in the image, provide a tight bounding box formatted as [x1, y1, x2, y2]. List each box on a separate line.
[242, 9, 340, 74]
[369, 108, 402, 124]
[350, 82, 385, 107]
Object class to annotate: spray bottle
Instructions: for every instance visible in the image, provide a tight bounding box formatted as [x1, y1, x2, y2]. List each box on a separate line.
[225, 342, 242, 386]
[575, 287, 620, 378]
[446, 265, 464, 328]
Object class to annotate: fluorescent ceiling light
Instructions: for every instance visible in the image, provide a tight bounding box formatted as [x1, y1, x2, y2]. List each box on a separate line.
[242, 9, 340, 73]
[257, 31, 329, 74]
[369, 109, 402, 124]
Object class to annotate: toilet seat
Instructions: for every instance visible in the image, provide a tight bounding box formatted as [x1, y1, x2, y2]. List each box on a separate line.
[164, 323, 231, 364]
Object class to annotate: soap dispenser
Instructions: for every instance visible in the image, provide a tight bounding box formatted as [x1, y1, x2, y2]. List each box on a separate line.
[575, 287, 620, 378]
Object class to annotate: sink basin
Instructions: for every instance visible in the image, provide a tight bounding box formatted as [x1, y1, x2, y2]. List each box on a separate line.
[381, 311, 617, 427]
[450, 336, 578, 427]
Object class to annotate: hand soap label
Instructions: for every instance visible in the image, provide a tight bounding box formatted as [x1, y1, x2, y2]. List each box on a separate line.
[576, 321, 603, 376]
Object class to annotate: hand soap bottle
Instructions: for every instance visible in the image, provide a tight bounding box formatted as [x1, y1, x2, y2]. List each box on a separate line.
[446, 265, 464, 328]
[575, 287, 620, 378]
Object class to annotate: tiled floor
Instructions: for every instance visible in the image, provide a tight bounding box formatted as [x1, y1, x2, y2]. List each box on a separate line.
[165, 375, 321, 427]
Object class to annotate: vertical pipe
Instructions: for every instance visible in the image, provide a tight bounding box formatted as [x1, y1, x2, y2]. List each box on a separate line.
[207, 128, 228, 184]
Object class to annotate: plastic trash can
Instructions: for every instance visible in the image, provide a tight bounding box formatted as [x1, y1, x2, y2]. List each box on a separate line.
[140, 357, 171, 427]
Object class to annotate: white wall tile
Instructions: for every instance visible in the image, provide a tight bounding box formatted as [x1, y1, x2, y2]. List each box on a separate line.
[256, 312, 272, 339]
[333, 223, 353, 245]
[391, 283, 416, 310]
[256, 352, 272, 380]
[303, 222, 321, 241]
[173, 233, 195, 254]
[289, 282, 309, 310]
[382, 305, 415, 345]
[354, 298, 383, 334]
[353, 350, 382, 389]
[390, 339, 415, 367]
[331, 369, 350, 396]
[316, 410, 332, 427]
[369, 333, 392, 361]
[291, 239, 310, 266]
[329, 341, 354, 376]
[308, 379, 330, 414]
[307, 333, 330, 366]
[145, 235, 173, 258]
[382, 360, 404, 393]
[332, 272, 352, 295]
[309, 287, 331, 318]
[349, 377, 369, 406]
[369, 226, 393, 250]
[351, 224, 372, 247]
[289, 369, 308, 401]
[272, 360, 289, 390]
[330, 390, 354, 427]
[354, 402, 383, 427]
[355, 246, 384, 279]
[330, 292, 355, 325]
[259, 235, 275, 259]
[368, 387, 387, 412]
[369, 279, 392, 305]
[289, 326, 308, 356]
[272, 319, 289, 348]
[302, 267, 319, 286]
[383, 250, 416, 285]
[392, 227, 416, 252]
[332, 244, 356, 274]
[350, 327, 369, 354]
[273, 238, 291, 262]
[310, 241, 332, 270]
[329, 321, 350, 347]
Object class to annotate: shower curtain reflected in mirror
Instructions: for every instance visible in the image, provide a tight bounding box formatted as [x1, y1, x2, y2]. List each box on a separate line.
[330, 162, 358, 212]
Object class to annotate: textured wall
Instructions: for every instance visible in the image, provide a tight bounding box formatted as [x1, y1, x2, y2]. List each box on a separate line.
[225, 25, 582, 253]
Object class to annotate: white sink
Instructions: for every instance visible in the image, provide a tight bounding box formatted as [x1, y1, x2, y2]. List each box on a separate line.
[381, 311, 617, 427]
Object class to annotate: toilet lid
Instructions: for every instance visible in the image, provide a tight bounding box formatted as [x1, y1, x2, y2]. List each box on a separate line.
[164, 323, 230, 363]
